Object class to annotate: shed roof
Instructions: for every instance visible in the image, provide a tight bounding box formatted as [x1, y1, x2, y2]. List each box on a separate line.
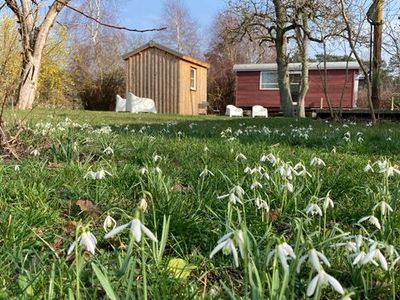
[233, 61, 360, 72]
[123, 41, 210, 69]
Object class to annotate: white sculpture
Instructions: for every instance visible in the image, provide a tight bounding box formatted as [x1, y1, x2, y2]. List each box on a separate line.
[126, 93, 157, 113]
[252, 105, 268, 118]
[225, 105, 243, 117]
[115, 95, 126, 112]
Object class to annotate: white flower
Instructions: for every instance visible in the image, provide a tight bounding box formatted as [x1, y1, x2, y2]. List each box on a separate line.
[373, 201, 393, 216]
[199, 166, 215, 178]
[255, 198, 269, 211]
[84, 169, 112, 180]
[138, 198, 148, 212]
[293, 163, 312, 177]
[104, 218, 157, 243]
[139, 167, 148, 175]
[260, 153, 278, 165]
[307, 269, 344, 296]
[30, 149, 40, 157]
[210, 230, 245, 267]
[283, 181, 294, 193]
[297, 249, 331, 273]
[310, 157, 326, 167]
[250, 181, 262, 190]
[203, 145, 209, 152]
[235, 153, 247, 161]
[67, 231, 97, 256]
[364, 163, 374, 173]
[103, 146, 114, 155]
[154, 167, 162, 174]
[321, 194, 334, 210]
[305, 203, 323, 216]
[358, 215, 381, 230]
[153, 154, 162, 162]
[103, 215, 117, 232]
[14, 165, 20, 172]
[268, 242, 296, 273]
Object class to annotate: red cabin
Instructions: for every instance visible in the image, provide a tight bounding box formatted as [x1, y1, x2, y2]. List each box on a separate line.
[233, 62, 360, 110]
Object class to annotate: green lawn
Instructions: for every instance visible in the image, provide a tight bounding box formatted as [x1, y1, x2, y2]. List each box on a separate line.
[1, 109, 400, 299]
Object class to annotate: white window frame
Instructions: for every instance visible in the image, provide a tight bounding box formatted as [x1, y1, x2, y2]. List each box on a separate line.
[259, 71, 279, 90]
[190, 67, 197, 91]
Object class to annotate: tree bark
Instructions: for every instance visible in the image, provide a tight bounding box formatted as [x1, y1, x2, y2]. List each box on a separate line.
[5, 0, 70, 109]
[371, 0, 384, 111]
[295, 13, 309, 118]
[273, 0, 293, 117]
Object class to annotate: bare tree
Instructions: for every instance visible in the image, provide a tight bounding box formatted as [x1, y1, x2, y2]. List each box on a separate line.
[4, 0, 71, 109]
[155, 0, 201, 58]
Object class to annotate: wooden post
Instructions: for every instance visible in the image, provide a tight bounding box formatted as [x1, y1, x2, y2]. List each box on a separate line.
[391, 96, 394, 111]
[320, 97, 324, 109]
[371, 0, 385, 111]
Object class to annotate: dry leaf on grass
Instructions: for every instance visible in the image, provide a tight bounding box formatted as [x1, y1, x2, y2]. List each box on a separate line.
[76, 199, 101, 220]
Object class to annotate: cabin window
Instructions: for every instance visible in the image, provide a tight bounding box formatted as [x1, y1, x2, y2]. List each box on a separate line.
[260, 71, 279, 89]
[190, 67, 197, 90]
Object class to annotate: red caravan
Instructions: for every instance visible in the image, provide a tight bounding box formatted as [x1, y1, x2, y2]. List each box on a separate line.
[233, 62, 361, 110]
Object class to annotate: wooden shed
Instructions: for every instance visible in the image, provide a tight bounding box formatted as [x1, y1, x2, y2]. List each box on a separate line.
[233, 62, 360, 109]
[122, 41, 210, 115]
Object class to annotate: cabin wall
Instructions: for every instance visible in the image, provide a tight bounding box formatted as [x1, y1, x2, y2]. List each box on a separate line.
[178, 61, 208, 115]
[235, 69, 357, 109]
[126, 47, 180, 114]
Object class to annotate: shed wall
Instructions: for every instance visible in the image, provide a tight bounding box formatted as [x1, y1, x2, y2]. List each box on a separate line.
[126, 47, 180, 114]
[235, 69, 357, 109]
[179, 61, 208, 115]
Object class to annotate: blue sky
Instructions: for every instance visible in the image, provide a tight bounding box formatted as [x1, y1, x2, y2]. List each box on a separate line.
[121, 0, 226, 33]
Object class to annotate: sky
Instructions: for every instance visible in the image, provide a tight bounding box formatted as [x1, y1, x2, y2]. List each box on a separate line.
[121, 0, 226, 36]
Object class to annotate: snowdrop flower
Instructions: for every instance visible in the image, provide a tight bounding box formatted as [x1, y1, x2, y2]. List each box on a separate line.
[297, 249, 331, 273]
[364, 163, 374, 173]
[154, 167, 162, 174]
[153, 154, 162, 162]
[67, 231, 97, 256]
[104, 218, 157, 243]
[244, 166, 252, 174]
[235, 153, 247, 161]
[352, 243, 387, 270]
[255, 198, 269, 211]
[84, 169, 112, 180]
[203, 145, 209, 152]
[250, 181, 262, 190]
[387, 137, 392, 141]
[321, 193, 334, 210]
[199, 166, 215, 178]
[30, 149, 40, 157]
[278, 164, 293, 180]
[260, 153, 278, 165]
[103, 215, 117, 232]
[293, 163, 312, 177]
[103, 146, 114, 155]
[268, 242, 296, 273]
[14, 165, 20, 172]
[307, 269, 344, 296]
[310, 157, 326, 167]
[138, 198, 148, 212]
[373, 201, 393, 216]
[210, 230, 244, 267]
[283, 181, 294, 193]
[305, 203, 323, 216]
[358, 215, 381, 230]
[139, 167, 148, 175]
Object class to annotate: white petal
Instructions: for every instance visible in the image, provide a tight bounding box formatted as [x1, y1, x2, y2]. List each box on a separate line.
[130, 219, 142, 243]
[141, 224, 158, 242]
[67, 241, 76, 255]
[317, 251, 331, 268]
[326, 273, 345, 294]
[229, 240, 239, 267]
[310, 249, 321, 271]
[210, 240, 228, 258]
[217, 232, 234, 244]
[104, 222, 130, 239]
[375, 250, 388, 271]
[307, 273, 320, 297]
[80, 232, 96, 255]
[296, 254, 308, 273]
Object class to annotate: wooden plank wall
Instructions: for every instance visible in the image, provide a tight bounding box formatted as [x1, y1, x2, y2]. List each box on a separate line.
[179, 61, 208, 115]
[126, 48, 180, 114]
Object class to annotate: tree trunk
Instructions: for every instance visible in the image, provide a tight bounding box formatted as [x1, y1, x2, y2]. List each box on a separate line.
[296, 13, 309, 118]
[17, 54, 42, 109]
[371, 0, 384, 111]
[273, 0, 293, 117]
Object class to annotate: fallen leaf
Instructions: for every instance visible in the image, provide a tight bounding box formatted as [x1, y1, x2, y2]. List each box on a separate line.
[167, 258, 197, 279]
[76, 199, 101, 220]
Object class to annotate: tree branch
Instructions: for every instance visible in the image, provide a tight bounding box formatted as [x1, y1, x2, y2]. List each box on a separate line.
[57, 0, 166, 33]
